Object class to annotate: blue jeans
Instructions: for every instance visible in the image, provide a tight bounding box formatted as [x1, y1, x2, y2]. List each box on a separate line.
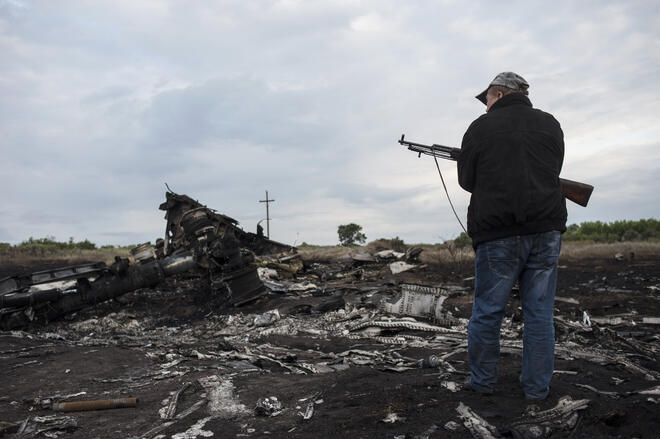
[468, 231, 561, 399]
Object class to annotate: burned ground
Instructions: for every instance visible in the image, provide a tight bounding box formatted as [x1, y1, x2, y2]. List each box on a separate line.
[1, 253, 659, 438]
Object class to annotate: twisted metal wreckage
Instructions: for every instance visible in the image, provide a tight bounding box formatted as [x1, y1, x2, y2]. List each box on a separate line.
[0, 191, 294, 330]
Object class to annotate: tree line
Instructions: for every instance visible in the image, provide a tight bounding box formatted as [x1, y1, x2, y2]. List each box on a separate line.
[450, 218, 658, 248]
[0, 236, 109, 253]
[3, 219, 658, 252]
[562, 218, 659, 243]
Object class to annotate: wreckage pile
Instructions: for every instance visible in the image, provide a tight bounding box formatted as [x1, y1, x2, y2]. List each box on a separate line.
[1, 193, 659, 438]
[0, 191, 294, 329]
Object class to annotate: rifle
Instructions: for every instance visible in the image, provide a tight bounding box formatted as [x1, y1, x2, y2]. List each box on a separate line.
[398, 134, 594, 207]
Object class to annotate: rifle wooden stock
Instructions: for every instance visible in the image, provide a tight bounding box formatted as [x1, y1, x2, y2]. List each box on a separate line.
[560, 178, 593, 207]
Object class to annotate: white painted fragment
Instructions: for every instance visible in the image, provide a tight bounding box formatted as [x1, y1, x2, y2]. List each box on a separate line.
[29, 280, 77, 292]
[456, 402, 499, 439]
[198, 376, 250, 418]
[257, 267, 279, 280]
[191, 350, 215, 360]
[591, 316, 623, 325]
[638, 385, 660, 395]
[287, 281, 317, 292]
[375, 250, 405, 260]
[382, 412, 406, 423]
[254, 310, 280, 327]
[171, 416, 214, 439]
[389, 261, 417, 274]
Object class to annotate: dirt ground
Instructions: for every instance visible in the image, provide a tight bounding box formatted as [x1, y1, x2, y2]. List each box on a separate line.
[1, 252, 659, 438]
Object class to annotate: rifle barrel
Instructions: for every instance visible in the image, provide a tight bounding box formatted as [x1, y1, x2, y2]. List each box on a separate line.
[399, 134, 459, 160]
[405, 145, 455, 161]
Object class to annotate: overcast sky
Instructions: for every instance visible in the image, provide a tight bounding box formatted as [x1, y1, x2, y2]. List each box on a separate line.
[1, 0, 659, 247]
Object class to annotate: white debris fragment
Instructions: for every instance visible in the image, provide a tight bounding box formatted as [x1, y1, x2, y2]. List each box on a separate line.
[389, 261, 417, 274]
[382, 412, 406, 423]
[257, 267, 279, 281]
[286, 281, 317, 292]
[444, 420, 460, 431]
[28, 280, 77, 292]
[582, 311, 591, 327]
[159, 397, 171, 420]
[191, 350, 215, 360]
[374, 250, 405, 260]
[611, 377, 625, 385]
[299, 401, 314, 420]
[638, 385, 660, 395]
[255, 396, 283, 417]
[160, 358, 185, 369]
[253, 310, 281, 327]
[590, 316, 623, 325]
[198, 376, 250, 418]
[440, 381, 460, 392]
[171, 416, 214, 439]
[456, 402, 499, 439]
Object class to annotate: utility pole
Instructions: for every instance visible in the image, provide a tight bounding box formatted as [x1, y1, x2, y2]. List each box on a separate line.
[259, 190, 275, 239]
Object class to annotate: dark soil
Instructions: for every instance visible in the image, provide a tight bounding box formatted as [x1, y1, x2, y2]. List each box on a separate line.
[1, 253, 659, 438]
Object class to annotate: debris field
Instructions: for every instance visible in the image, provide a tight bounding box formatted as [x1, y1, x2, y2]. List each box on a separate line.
[1, 196, 659, 438]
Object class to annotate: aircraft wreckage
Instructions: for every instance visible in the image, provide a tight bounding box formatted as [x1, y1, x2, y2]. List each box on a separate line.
[1, 193, 659, 437]
[0, 191, 294, 330]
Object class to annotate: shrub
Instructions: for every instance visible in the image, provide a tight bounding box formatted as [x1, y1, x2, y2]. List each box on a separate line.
[452, 232, 472, 248]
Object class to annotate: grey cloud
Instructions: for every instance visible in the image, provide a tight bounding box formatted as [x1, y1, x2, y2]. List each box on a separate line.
[323, 182, 435, 207]
[141, 77, 342, 151]
[1, 1, 658, 247]
[18, 211, 82, 226]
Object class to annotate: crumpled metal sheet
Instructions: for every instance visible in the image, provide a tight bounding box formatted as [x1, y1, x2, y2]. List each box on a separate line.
[506, 396, 590, 439]
[381, 283, 454, 322]
[254, 396, 283, 416]
[456, 402, 500, 439]
[15, 415, 78, 438]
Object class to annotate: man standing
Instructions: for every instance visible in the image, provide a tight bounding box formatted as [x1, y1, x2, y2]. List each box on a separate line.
[457, 72, 567, 400]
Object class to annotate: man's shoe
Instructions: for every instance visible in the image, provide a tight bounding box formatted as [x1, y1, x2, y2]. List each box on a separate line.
[463, 377, 494, 395]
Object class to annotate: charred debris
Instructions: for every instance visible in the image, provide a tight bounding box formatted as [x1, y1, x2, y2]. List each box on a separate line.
[0, 191, 294, 330]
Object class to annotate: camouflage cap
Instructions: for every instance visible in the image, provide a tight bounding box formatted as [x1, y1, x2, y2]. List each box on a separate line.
[475, 72, 529, 105]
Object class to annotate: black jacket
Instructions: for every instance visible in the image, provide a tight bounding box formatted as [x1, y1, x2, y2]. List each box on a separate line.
[457, 93, 567, 247]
